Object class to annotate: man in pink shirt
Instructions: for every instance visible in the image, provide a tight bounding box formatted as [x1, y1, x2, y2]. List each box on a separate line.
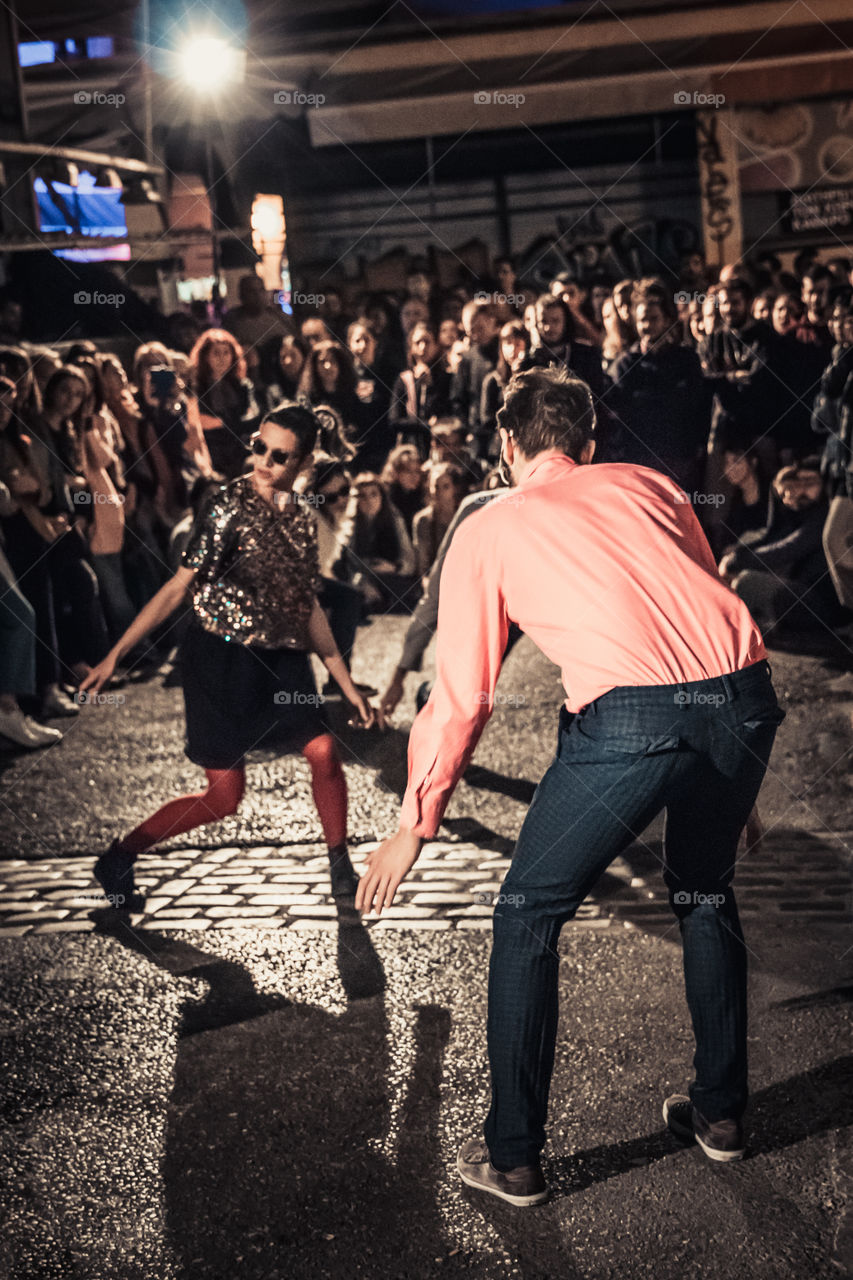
[357, 368, 784, 1206]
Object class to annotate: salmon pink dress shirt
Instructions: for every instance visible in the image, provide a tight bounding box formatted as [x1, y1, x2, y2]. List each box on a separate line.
[400, 453, 765, 838]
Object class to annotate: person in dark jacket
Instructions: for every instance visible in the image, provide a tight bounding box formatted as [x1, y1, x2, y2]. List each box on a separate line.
[605, 279, 711, 492]
[720, 458, 838, 633]
[528, 294, 610, 454]
[450, 299, 501, 458]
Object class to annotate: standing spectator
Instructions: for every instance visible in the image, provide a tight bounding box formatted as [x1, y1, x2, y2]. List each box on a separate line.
[528, 295, 606, 433]
[412, 462, 468, 582]
[480, 320, 533, 458]
[601, 295, 632, 374]
[813, 305, 853, 611]
[223, 274, 293, 372]
[771, 292, 804, 337]
[187, 330, 259, 480]
[450, 299, 502, 457]
[704, 277, 784, 472]
[300, 315, 328, 349]
[797, 267, 833, 348]
[606, 281, 710, 492]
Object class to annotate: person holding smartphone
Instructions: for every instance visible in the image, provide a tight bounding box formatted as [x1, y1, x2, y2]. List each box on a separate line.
[82, 403, 380, 912]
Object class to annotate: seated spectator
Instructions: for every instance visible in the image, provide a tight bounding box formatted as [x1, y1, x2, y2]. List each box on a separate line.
[381, 444, 425, 536]
[601, 295, 633, 374]
[428, 417, 483, 487]
[612, 278, 638, 345]
[348, 320, 393, 430]
[412, 462, 468, 583]
[480, 319, 532, 458]
[0, 346, 42, 427]
[186, 329, 258, 480]
[306, 455, 374, 694]
[263, 333, 308, 406]
[720, 459, 839, 634]
[299, 339, 388, 470]
[351, 471, 419, 613]
[389, 322, 453, 456]
[709, 444, 769, 558]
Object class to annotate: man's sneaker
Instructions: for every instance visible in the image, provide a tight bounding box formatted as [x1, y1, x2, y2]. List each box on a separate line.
[93, 840, 144, 912]
[456, 1138, 548, 1207]
[663, 1094, 745, 1162]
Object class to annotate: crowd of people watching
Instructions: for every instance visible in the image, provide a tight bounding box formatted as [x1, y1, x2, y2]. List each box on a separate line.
[1, 244, 851, 749]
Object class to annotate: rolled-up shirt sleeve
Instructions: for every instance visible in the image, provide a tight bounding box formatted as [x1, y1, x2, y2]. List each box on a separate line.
[400, 514, 509, 838]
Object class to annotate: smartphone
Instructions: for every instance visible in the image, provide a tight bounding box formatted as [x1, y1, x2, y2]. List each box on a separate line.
[149, 366, 178, 402]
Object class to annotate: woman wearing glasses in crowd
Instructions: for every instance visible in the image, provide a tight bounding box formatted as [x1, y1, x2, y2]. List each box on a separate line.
[80, 402, 378, 912]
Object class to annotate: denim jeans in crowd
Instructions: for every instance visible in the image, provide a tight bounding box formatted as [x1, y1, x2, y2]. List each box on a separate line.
[483, 660, 784, 1170]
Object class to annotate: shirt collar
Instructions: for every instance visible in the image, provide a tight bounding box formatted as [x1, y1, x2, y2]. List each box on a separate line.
[516, 451, 578, 488]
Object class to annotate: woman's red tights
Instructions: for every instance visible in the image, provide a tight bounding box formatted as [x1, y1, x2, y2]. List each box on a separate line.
[118, 733, 347, 854]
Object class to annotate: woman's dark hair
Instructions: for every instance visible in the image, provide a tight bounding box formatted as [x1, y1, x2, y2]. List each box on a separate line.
[353, 471, 403, 562]
[310, 452, 351, 496]
[534, 293, 575, 345]
[189, 329, 246, 395]
[261, 400, 321, 459]
[499, 366, 595, 461]
[66, 341, 98, 363]
[496, 319, 531, 383]
[42, 364, 89, 415]
[75, 357, 108, 415]
[405, 322, 438, 367]
[0, 346, 41, 420]
[298, 340, 358, 403]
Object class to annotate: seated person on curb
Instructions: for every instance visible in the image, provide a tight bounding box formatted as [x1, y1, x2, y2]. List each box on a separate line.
[720, 459, 839, 635]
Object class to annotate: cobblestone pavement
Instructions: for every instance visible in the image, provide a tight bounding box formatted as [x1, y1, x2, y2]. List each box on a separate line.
[1, 826, 850, 937]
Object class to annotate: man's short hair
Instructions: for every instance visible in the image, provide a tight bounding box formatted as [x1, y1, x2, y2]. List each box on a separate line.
[499, 366, 596, 461]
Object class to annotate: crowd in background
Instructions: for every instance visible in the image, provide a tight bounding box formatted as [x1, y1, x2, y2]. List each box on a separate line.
[1, 243, 851, 749]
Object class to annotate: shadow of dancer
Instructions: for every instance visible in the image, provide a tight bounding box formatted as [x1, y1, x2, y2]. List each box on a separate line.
[142, 918, 456, 1279]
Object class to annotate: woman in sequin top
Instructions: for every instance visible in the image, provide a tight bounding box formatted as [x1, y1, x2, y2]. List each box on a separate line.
[80, 403, 378, 911]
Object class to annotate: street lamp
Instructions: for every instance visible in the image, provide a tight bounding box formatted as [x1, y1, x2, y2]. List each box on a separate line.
[176, 33, 246, 314]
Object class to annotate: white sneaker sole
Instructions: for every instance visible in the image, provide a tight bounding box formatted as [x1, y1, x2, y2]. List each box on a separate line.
[663, 1098, 745, 1162]
[456, 1153, 548, 1206]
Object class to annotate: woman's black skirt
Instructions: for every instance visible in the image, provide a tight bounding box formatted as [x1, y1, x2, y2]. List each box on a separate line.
[179, 622, 326, 770]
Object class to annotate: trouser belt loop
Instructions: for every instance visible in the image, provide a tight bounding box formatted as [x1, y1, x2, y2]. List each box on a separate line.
[720, 671, 738, 702]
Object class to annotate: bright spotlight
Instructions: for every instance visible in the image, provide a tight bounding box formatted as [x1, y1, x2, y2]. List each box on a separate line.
[177, 35, 245, 93]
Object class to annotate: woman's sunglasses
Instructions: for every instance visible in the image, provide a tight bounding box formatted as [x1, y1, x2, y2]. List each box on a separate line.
[249, 437, 297, 467]
[323, 485, 350, 502]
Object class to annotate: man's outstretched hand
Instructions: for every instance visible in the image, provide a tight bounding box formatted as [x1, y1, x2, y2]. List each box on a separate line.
[356, 827, 423, 916]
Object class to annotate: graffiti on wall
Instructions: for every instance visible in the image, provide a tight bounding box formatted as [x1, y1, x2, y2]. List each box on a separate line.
[515, 206, 701, 289]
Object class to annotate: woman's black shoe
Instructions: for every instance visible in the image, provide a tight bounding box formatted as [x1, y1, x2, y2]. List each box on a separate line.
[328, 849, 359, 901]
[93, 840, 144, 911]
